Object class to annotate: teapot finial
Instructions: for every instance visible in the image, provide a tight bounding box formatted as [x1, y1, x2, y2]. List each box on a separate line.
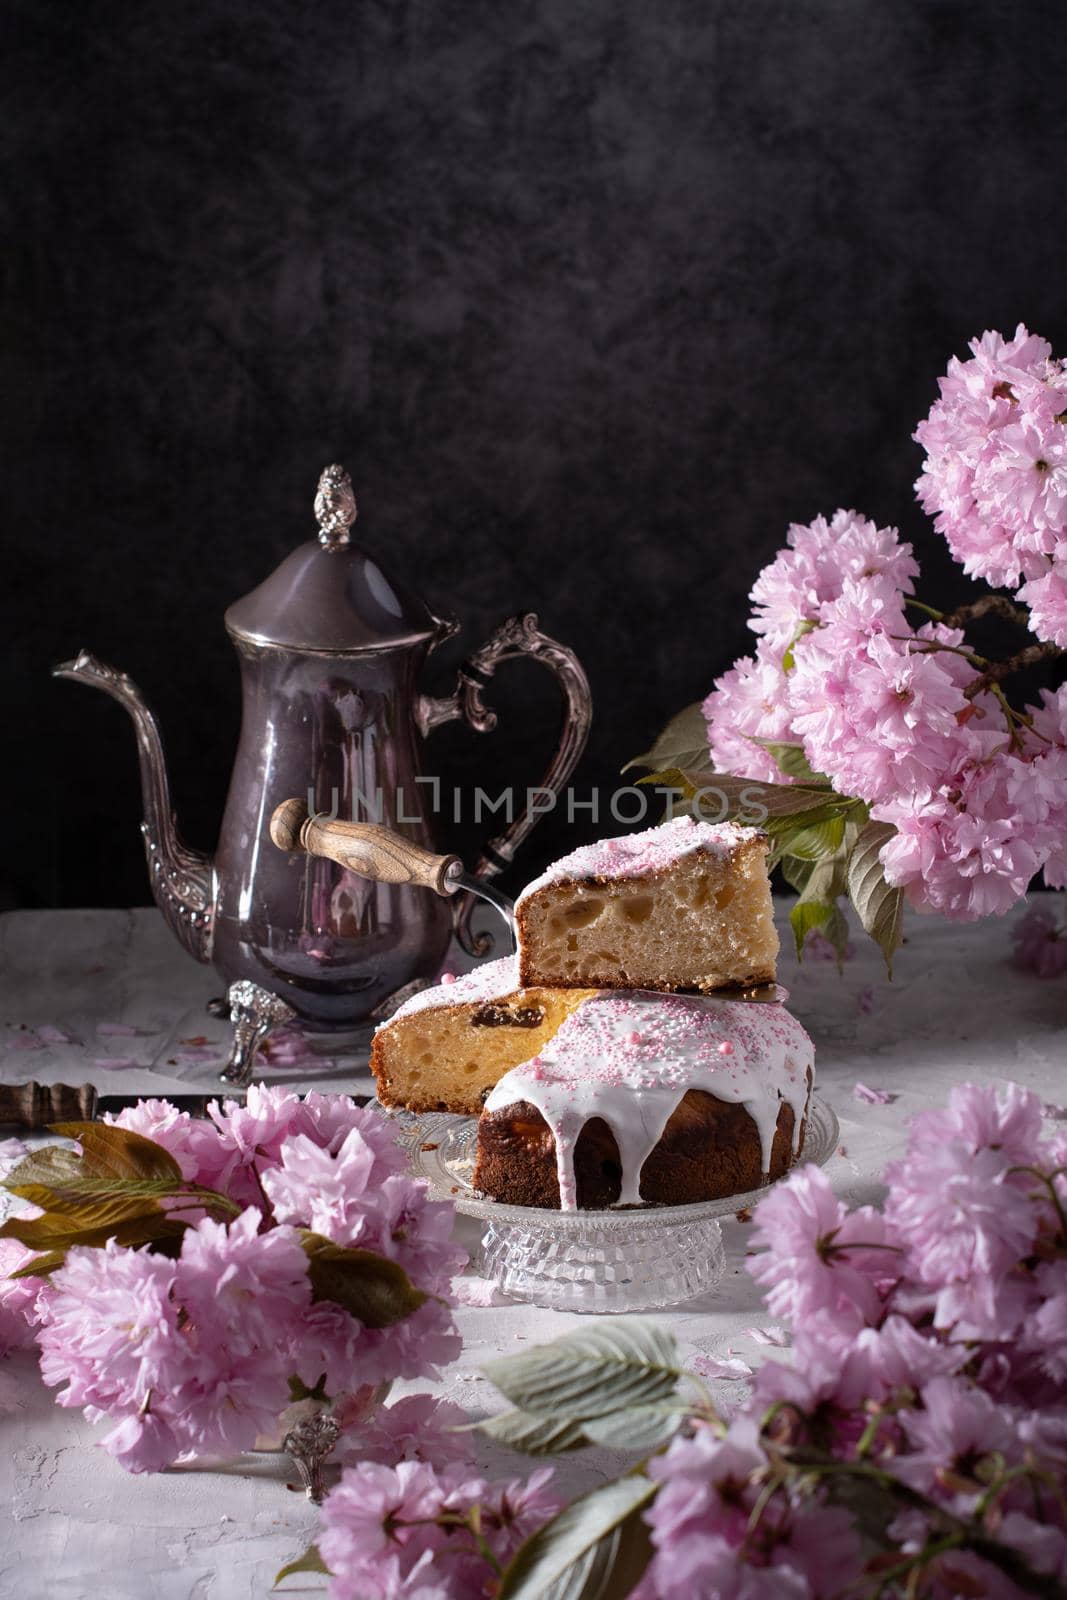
[314, 464, 358, 550]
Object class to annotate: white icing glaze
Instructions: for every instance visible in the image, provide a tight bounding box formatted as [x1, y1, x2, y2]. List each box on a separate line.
[378, 955, 520, 1029]
[513, 815, 763, 909]
[482, 991, 813, 1210]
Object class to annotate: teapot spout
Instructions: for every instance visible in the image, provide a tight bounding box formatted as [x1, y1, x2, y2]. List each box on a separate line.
[53, 650, 216, 963]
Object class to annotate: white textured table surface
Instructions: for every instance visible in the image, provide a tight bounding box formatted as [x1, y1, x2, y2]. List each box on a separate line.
[0, 905, 1064, 1600]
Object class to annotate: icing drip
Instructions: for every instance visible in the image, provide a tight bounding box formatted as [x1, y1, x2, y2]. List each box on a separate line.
[514, 815, 763, 909]
[482, 991, 814, 1210]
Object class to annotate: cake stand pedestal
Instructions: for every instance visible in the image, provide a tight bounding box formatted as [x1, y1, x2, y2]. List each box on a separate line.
[387, 1096, 839, 1314]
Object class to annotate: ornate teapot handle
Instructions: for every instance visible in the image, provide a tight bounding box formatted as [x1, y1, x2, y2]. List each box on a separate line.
[416, 613, 592, 956]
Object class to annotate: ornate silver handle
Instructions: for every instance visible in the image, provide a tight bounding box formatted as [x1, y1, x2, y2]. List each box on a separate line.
[417, 613, 592, 956]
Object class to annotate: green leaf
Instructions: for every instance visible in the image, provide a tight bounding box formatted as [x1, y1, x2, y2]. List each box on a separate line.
[4, 1131, 183, 1215]
[789, 898, 851, 968]
[479, 1408, 592, 1455]
[499, 1474, 656, 1600]
[622, 703, 709, 774]
[636, 767, 850, 830]
[744, 738, 830, 786]
[483, 1321, 680, 1421]
[274, 1545, 330, 1587]
[789, 895, 836, 958]
[0, 1127, 211, 1278]
[780, 853, 819, 894]
[47, 1124, 184, 1184]
[301, 1234, 428, 1329]
[3, 1214, 189, 1275]
[5, 1176, 181, 1228]
[847, 821, 905, 976]
[633, 764, 711, 801]
[784, 847, 854, 967]
[773, 813, 847, 859]
[581, 1405, 684, 1453]
[781, 618, 817, 671]
[2, 1127, 187, 1248]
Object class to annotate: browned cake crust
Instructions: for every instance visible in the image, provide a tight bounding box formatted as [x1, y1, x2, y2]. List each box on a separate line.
[472, 1081, 811, 1210]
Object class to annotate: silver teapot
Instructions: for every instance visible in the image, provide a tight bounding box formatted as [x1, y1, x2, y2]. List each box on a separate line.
[54, 466, 591, 1081]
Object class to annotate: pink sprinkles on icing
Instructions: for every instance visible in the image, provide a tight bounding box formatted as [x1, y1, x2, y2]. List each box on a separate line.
[484, 991, 814, 1211]
[514, 815, 763, 907]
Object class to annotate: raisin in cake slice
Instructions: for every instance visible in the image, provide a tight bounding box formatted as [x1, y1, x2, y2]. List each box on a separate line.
[370, 956, 600, 1115]
[473, 990, 813, 1211]
[515, 816, 779, 993]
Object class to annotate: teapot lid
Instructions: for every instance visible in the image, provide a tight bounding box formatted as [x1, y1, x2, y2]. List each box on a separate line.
[224, 465, 440, 653]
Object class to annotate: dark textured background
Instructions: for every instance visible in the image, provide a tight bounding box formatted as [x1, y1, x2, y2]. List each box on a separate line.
[4, 0, 1067, 910]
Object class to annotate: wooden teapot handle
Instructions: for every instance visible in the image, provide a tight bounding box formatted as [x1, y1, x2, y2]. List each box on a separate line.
[270, 800, 462, 897]
[0, 1081, 97, 1128]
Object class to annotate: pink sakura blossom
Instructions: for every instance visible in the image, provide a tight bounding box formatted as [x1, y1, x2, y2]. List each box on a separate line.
[789, 616, 969, 805]
[353, 1298, 464, 1388]
[894, 1377, 1019, 1499]
[748, 509, 918, 652]
[37, 1239, 185, 1468]
[38, 1213, 317, 1465]
[635, 1083, 1067, 1598]
[318, 1458, 559, 1600]
[703, 647, 800, 784]
[871, 727, 1064, 921]
[884, 1092, 1041, 1340]
[915, 324, 1067, 642]
[107, 1087, 409, 1204]
[209, 1081, 301, 1148]
[260, 1129, 387, 1243]
[748, 1164, 898, 1333]
[341, 1393, 472, 1472]
[1018, 560, 1067, 648]
[363, 1175, 467, 1292]
[700, 335, 1067, 927]
[30, 1090, 463, 1471]
[293, 1093, 408, 1163]
[1023, 1261, 1067, 1384]
[260, 1135, 464, 1296]
[0, 1239, 45, 1354]
[643, 1417, 863, 1599]
[904, 1079, 1045, 1165]
[174, 1208, 310, 1362]
[102, 1097, 214, 1181]
[703, 512, 919, 788]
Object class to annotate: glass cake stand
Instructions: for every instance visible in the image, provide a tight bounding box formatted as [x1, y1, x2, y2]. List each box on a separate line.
[383, 1096, 840, 1314]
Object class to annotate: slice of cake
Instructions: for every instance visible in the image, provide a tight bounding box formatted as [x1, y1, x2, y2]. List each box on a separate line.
[472, 990, 814, 1211]
[370, 956, 600, 1115]
[515, 816, 779, 993]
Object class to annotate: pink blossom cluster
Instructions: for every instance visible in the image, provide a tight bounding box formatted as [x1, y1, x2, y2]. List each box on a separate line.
[637, 1082, 1067, 1599]
[702, 506, 1067, 918]
[705, 508, 920, 785]
[319, 1458, 559, 1600]
[0, 1088, 463, 1472]
[915, 325, 1067, 645]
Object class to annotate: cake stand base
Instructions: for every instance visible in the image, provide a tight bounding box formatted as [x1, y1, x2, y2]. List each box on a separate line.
[479, 1211, 726, 1314]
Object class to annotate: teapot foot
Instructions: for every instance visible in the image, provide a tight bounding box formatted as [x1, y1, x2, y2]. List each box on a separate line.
[219, 980, 297, 1089]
